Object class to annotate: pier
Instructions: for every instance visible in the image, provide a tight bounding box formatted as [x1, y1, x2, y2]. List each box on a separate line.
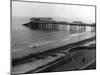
[23, 18, 95, 31]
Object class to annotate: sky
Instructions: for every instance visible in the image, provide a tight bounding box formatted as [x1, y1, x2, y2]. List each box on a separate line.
[12, 1, 95, 23]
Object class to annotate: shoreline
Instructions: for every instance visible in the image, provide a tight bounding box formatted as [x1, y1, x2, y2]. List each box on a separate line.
[12, 32, 95, 59]
[12, 36, 95, 66]
[12, 38, 96, 74]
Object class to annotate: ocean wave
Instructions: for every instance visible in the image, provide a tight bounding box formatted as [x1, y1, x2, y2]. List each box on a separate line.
[28, 41, 55, 48]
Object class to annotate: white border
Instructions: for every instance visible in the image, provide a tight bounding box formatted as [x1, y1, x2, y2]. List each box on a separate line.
[0, 0, 100, 75]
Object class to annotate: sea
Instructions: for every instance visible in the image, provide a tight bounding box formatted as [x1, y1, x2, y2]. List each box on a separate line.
[12, 17, 95, 51]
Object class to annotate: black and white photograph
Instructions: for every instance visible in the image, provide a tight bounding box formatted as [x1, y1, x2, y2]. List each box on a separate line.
[11, 0, 96, 74]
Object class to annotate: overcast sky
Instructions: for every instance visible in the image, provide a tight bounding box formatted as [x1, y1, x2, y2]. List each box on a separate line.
[12, 1, 95, 23]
